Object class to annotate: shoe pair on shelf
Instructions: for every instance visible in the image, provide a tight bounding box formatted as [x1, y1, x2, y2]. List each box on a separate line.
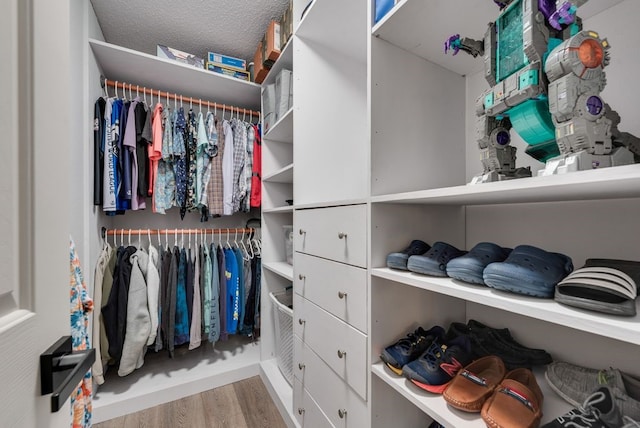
[555, 259, 640, 317]
[543, 385, 640, 428]
[387, 240, 574, 298]
[545, 361, 640, 422]
[380, 320, 552, 395]
[442, 356, 544, 428]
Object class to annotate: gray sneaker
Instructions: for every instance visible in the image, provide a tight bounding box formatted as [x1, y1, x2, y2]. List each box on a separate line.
[543, 386, 623, 427]
[546, 361, 640, 420]
[624, 416, 640, 427]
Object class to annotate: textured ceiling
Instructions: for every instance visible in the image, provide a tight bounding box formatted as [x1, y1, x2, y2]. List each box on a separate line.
[90, 0, 290, 64]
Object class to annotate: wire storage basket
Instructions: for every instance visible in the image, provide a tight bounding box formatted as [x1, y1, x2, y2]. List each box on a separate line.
[269, 288, 293, 385]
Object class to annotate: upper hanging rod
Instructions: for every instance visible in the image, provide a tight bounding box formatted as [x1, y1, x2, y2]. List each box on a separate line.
[102, 227, 257, 238]
[100, 76, 261, 119]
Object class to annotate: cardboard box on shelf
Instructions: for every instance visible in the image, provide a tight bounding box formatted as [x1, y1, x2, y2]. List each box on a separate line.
[157, 45, 204, 69]
[205, 63, 250, 81]
[263, 20, 281, 67]
[253, 41, 270, 84]
[206, 51, 246, 72]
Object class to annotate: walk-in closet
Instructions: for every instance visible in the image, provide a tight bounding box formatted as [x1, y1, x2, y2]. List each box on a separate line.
[3, 0, 640, 427]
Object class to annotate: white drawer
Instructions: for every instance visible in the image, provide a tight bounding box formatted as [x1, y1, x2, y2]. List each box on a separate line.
[294, 377, 334, 428]
[294, 205, 367, 267]
[294, 336, 368, 428]
[293, 294, 367, 400]
[294, 253, 367, 333]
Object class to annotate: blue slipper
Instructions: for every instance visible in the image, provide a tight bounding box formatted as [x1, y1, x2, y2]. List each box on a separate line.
[407, 242, 467, 277]
[446, 242, 512, 285]
[386, 240, 431, 270]
[483, 245, 573, 298]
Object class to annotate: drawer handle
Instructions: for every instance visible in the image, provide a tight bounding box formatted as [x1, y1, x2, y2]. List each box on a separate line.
[298, 274, 306, 280]
[338, 291, 347, 299]
[298, 318, 305, 325]
[337, 350, 347, 359]
[338, 409, 347, 419]
[298, 408, 305, 415]
[299, 229, 306, 235]
[298, 362, 305, 370]
[338, 232, 347, 239]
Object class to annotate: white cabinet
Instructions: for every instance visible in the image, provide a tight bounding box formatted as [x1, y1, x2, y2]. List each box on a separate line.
[295, 204, 367, 268]
[368, 0, 640, 426]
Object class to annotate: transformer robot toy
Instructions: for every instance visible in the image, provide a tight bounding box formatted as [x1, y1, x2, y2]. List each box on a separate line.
[445, 0, 640, 184]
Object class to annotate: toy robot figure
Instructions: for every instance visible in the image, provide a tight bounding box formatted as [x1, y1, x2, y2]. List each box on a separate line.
[445, 0, 640, 183]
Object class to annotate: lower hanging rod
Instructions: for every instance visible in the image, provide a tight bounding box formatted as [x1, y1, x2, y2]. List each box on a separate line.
[102, 227, 257, 237]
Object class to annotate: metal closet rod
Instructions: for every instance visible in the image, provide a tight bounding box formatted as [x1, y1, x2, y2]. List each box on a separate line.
[102, 227, 257, 237]
[100, 76, 261, 118]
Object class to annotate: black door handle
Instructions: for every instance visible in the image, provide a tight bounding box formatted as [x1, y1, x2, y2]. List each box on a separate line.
[40, 336, 95, 412]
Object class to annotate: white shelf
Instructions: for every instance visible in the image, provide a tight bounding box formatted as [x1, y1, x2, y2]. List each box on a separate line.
[264, 163, 294, 184]
[264, 107, 294, 143]
[372, 268, 640, 346]
[263, 206, 294, 214]
[93, 337, 261, 423]
[89, 39, 261, 110]
[371, 164, 640, 205]
[372, 362, 572, 427]
[263, 261, 294, 282]
[263, 38, 294, 87]
[296, 0, 366, 63]
[372, 0, 626, 77]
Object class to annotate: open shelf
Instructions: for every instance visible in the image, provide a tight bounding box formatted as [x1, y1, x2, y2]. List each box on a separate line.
[90, 39, 261, 110]
[372, 362, 572, 427]
[263, 38, 294, 87]
[263, 206, 294, 214]
[93, 337, 261, 423]
[372, 268, 640, 346]
[371, 164, 640, 206]
[263, 261, 294, 282]
[296, 0, 366, 63]
[264, 107, 294, 144]
[371, 0, 626, 77]
[264, 163, 294, 184]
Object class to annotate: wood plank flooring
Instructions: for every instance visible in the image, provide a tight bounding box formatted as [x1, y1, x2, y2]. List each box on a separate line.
[94, 376, 287, 428]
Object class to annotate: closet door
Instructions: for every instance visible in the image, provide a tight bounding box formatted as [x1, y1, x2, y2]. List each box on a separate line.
[0, 0, 73, 426]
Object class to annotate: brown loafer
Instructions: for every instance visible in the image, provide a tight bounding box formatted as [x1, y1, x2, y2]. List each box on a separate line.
[481, 368, 543, 428]
[443, 356, 506, 412]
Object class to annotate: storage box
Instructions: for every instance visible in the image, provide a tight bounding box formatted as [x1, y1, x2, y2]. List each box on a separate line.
[207, 51, 247, 72]
[253, 41, 270, 84]
[263, 20, 281, 67]
[275, 69, 293, 122]
[157, 45, 204, 69]
[282, 225, 293, 265]
[262, 83, 276, 131]
[206, 63, 250, 81]
[270, 289, 293, 385]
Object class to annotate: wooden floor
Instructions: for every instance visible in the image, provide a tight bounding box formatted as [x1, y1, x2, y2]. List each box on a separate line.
[94, 376, 287, 428]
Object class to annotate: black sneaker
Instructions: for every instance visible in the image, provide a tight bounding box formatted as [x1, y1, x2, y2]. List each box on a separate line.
[542, 386, 623, 427]
[380, 325, 444, 375]
[386, 240, 430, 270]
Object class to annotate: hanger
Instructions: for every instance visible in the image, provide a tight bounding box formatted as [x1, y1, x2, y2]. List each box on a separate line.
[103, 79, 109, 98]
[136, 85, 140, 100]
[239, 229, 250, 260]
[199, 98, 202, 115]
[188, 229, 191, 249]
[246, 229, 255, 259]
[225, 228, 231, 249]
[114, 81, 119, 99]
[165, 229, 169, 249]
[181, 229, 185, 249]
[174, 229, 178, 247]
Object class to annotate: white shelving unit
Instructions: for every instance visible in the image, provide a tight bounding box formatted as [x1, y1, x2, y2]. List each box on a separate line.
[368, 1, 640, 426]
[88, 35, 272, 423]
[263, 261, 294, 282]
[264, 163, 294, 184]
[265, 107, 294, 143]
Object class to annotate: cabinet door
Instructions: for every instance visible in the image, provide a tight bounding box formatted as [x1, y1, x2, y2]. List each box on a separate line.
[294, 336, 368, 428]
[295, 205, 367, 267]
[295, 252, 367, 333]
[294, 294, 367, 400]
[294, 377, 334, 428]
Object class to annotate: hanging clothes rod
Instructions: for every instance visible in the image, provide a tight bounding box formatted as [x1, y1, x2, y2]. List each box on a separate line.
[102, 227, 257, 237]
[100, 76, 261, 119]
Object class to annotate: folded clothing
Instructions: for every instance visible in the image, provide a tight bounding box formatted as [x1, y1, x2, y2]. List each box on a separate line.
[483, 245, 573, 298]
[555, 258, 639, 316]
